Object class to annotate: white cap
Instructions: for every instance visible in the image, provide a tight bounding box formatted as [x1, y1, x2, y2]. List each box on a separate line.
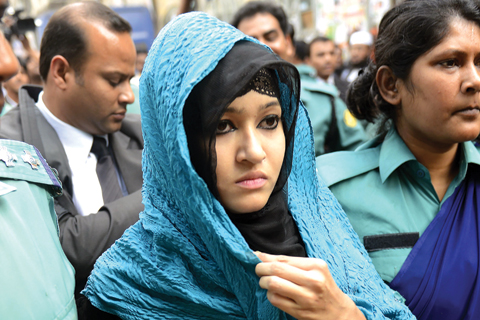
[349, 31, 373, 46]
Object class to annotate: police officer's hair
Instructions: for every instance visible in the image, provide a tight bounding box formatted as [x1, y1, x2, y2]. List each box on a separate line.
[231, 1, 289, 36]
[308, 36, 333, 57]
[347, 0, 480, 132]
[39, 2, 132, 82]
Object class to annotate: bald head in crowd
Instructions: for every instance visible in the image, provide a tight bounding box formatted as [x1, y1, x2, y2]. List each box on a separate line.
[40, 1, 136, 135]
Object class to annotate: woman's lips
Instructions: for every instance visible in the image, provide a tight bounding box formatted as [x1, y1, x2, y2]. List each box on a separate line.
[236, 172, 268, 189]
[456, 107, 480, 117]
[236, 178, 267, 189]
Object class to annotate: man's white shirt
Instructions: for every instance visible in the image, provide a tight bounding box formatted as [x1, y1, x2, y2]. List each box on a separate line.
[36, 91, 104, 216]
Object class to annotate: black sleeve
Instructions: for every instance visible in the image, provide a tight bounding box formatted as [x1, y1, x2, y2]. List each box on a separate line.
[56, 189, 143, 295]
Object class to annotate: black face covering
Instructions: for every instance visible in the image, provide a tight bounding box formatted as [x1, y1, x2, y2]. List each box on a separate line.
[183, 41, 306, 257]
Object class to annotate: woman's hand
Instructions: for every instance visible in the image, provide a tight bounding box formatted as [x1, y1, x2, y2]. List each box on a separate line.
[254, 252, 366, 320]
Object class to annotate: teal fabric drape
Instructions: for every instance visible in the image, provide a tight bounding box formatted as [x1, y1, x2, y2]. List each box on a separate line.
[82, 12, 414, 320]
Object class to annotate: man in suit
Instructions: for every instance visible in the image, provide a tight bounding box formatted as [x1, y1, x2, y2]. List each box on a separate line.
[0, 1, 143, 295]
[307, 36, 350, 103]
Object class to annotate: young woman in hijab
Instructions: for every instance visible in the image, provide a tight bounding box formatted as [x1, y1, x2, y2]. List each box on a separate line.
[318, 0, 480, 319]
[81, 12, 413, 320]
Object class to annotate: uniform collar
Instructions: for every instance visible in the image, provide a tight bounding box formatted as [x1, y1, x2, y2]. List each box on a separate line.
[316, 74, 335, 86]
[379, 127, 416, 183]
[457, 140, 480, 181]
[379, 126, 480, 183]
[297, 64, 339, 96]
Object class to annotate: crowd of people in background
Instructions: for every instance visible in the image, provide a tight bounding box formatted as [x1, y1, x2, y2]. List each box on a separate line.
[1, 0, 480, 319]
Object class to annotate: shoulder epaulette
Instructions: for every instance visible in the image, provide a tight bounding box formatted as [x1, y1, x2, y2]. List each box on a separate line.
[0, 139, 62, 197]
[300, 80, 338, 97]
[316, 146, 380, 187]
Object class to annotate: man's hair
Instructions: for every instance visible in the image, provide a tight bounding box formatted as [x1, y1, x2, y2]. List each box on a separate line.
[308, 36, 333, 57]
[294, 40, 308, 61]
[39, 2, 131, 81]
[231, 1, 289, 36]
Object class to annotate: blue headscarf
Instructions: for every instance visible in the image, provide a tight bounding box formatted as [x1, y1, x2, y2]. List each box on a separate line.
[82, 12, 414, 320]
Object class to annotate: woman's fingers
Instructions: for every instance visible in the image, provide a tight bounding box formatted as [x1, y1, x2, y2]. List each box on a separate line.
[254, 252, 366, 320]
[259, 273, 324, 309]
[255, 251, 331, 272]
[255, 252, 332, 289]
[265, 290, 299, 314]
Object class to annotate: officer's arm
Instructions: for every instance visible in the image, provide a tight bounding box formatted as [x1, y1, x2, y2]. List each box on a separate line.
[334, 98, 367, 151]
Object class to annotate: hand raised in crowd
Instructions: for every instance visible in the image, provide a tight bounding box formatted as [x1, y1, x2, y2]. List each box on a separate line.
[255, 252, 366, 320]
[0, 30, 18, 82]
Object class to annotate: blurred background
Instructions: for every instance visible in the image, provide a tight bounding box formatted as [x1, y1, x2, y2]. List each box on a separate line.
[4, 0, 403, 53]
[0, 0, 404, 115]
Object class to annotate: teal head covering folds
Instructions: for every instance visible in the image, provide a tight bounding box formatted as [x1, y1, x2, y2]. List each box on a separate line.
[82, 12, 414, 320]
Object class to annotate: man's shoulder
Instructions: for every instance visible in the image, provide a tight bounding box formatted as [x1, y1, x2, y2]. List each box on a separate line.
[0, 85, 43, 140]
[301, 78, 339, 98]
[0, 104, 23, 140]
[122, 113, 141, 127]
[118, 113, 143, 143]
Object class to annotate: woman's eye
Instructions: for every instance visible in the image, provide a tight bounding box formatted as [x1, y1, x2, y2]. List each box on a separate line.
[216, 120, 234, 134]
[259, 115, 280, 129]
[440, 59, 458, 68]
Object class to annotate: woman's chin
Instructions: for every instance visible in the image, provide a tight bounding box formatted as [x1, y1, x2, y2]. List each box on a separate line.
[223, 199, 269, 215]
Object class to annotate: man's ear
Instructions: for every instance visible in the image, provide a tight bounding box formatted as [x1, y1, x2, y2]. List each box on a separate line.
[285, 34, 295, 61]
[376, 65, 401, 106]
[305, 55, 312, 66]
[49, 55, 72, 90]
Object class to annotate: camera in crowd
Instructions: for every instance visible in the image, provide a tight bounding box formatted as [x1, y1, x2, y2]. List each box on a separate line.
[0, 1, 35, 41]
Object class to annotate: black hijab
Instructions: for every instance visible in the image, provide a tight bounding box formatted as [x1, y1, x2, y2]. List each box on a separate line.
[183, 41, 306, 257]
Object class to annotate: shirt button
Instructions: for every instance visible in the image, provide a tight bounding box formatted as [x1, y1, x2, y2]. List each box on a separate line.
[416, 170, 425, 178]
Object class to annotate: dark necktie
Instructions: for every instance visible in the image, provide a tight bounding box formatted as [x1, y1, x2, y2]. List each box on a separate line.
[90, 137, 124, 204]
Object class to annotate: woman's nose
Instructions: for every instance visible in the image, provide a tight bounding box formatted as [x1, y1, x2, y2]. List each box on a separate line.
[236, 129, 266, 164]
[462, 63, 480, 94]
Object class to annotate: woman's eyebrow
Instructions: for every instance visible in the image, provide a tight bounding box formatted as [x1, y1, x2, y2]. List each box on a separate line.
[431, 48, 473, 60]
[261, 100, 280, 110]
[223, 99, 280, 115]
[223, 106, 244, 114]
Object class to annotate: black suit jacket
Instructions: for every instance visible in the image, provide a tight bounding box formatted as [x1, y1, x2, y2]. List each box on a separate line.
[0, 85, 144, 295]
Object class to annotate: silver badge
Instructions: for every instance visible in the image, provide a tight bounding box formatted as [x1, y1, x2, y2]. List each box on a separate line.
[22, 150, 41, 170]
[0, 146, 18, 167]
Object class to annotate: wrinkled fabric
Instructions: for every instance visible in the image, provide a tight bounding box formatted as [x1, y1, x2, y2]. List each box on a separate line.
[82, 12, 414, 320]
